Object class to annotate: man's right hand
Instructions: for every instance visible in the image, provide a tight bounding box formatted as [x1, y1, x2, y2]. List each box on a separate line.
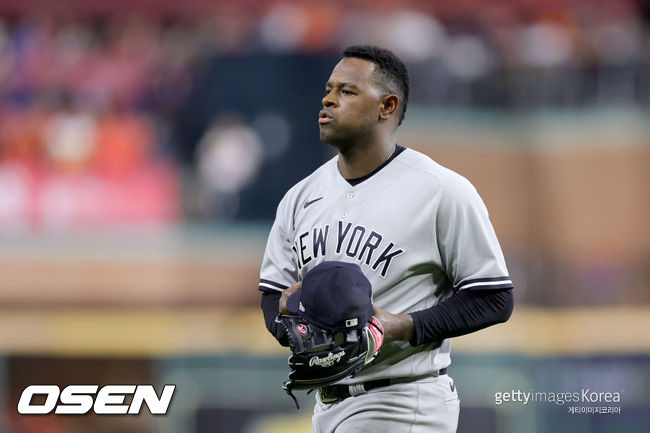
[279, 281, 302, 315]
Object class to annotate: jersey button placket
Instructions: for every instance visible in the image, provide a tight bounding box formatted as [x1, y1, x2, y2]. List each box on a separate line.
[341, 191, 354, 218]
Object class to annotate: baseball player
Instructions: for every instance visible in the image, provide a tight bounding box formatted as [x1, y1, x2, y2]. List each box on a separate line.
[259, 45, 514, 433]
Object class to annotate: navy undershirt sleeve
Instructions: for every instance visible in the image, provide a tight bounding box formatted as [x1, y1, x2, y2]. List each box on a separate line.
[261, 291, 290, 346]
[409, 288, 514, 346]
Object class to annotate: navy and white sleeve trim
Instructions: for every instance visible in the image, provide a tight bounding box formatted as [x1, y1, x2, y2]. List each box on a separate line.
[258, 279, 289, 293]
[455, 276, 513, 291]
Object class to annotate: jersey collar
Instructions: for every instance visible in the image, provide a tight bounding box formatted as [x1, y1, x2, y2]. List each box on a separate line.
[342, 144, 406, 186]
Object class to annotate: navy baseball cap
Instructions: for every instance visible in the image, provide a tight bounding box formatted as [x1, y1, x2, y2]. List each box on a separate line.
[286, 261, 373, 331]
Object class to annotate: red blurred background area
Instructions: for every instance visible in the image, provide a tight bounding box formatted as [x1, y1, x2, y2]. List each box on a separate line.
[0, 106, 178, 232]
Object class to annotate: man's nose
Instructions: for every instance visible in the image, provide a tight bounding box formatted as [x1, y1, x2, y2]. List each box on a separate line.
[322, 91, 337, 107]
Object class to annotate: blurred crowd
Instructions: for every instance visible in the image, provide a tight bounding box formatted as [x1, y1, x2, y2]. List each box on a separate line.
[0, 15, 194, 170]
[2, 0, 649, 110]
[0, 0, 648, 230]
[0, 16, 193, 232]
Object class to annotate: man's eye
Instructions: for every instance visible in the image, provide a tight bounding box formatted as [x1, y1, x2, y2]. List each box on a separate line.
[342, 90, 354, 95]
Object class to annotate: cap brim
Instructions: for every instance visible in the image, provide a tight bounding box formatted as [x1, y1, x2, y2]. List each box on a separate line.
[285, 291, 302, 315]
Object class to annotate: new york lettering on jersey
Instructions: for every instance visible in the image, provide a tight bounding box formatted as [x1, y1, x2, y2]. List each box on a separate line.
[291, 221, 404, 277]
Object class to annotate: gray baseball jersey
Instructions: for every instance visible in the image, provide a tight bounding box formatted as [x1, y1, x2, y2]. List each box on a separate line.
[259, 147, 512, 384]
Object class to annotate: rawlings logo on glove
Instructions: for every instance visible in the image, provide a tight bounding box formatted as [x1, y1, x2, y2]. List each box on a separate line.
[276, 314, 384, 408]
[309, 351, 347, 367]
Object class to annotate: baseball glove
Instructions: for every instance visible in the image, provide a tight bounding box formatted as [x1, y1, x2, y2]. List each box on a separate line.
[275, 314, 384, 408]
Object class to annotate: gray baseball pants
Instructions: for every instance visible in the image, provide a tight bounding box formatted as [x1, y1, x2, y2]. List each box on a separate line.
[312, 374, 460, 433]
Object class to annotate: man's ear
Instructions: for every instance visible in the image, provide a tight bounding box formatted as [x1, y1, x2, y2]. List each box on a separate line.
[379, 94, 399, 121]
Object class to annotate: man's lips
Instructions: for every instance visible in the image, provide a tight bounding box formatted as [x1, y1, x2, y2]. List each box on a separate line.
[318, 110, 333, 125]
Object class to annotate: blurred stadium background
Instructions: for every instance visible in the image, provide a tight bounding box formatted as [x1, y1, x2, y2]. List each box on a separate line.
[0, 0, 649, 432]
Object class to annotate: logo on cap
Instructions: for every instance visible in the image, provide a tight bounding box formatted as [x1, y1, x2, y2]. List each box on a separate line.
[299, 302, 305, 312]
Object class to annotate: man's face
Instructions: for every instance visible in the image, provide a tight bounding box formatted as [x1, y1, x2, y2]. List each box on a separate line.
[318, 57, 387, 147]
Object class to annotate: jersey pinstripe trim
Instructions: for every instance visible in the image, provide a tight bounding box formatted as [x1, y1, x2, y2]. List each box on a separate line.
[258, 279, 289, 292]
[455, 276, 513, 291]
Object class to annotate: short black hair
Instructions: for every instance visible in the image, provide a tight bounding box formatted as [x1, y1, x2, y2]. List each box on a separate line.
[342, 45, 410, 125]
